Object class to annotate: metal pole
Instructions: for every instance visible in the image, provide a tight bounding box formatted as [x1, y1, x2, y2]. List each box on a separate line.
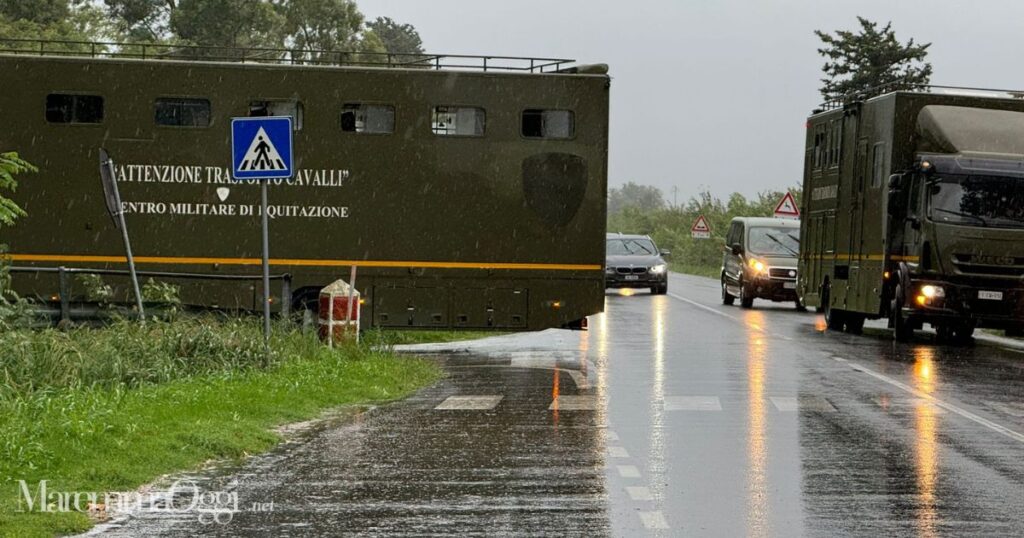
[118, 211, 145, 323]
[107, 157, 145, 323]
[58, 266, 70, 323]
[345, 266, 357, 340]
[261, 179, 271, 347]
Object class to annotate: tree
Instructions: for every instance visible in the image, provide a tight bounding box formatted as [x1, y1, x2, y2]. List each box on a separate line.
[608, 182, 665, 215]
[0, 153, 33, 227]
[367, 16, 423, 55]
[0, 0, 111, 44]
[171, 0, 284, 50]
[279, 0, 379, 62]
[815, 17, 932, 101]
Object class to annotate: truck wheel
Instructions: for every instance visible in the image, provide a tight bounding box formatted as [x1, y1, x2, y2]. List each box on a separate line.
[891, 284, 914, 342]
[822, 284, 844, 331]
[721, 276, 735, 306]
[845, 313, 865, 335]
[739, 277, 754, 308]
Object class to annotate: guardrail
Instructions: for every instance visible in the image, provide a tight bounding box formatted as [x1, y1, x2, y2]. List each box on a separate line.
[816, 81, 1024, 112]
[8, 266, 293, 322]
[0, 38, 575, 73]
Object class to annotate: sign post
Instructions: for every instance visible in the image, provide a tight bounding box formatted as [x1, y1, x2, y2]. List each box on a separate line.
[773, 192, 800, 219]
[98, 149, 145, 323]
[690, 215, 712, 239]
[231, 117, 294, 346]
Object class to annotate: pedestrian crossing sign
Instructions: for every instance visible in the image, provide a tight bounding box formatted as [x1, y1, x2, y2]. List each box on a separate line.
[231, 117, 294, 180]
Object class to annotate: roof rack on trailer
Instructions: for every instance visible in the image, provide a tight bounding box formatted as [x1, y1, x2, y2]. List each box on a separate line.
[0, 37, 577, 74]
[815, 81, 1024, 113]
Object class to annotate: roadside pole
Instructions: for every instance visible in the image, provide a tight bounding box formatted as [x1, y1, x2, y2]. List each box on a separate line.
[99, 149, 145, 323]
[231, 117, 294, 350]
[261, 178, 271, 346]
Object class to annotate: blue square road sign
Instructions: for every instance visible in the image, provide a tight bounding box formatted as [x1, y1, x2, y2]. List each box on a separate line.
[231, 117, 294, 180]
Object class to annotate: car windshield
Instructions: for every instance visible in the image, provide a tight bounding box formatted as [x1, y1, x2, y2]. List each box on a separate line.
[747, 227, 800, 257]
[607, 238, 657, 256]
[928, 174, 1024, 229]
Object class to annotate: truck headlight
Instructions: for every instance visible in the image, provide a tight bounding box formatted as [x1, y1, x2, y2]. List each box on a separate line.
[920, 284, 944, 298]
[650, 264, 667, 274]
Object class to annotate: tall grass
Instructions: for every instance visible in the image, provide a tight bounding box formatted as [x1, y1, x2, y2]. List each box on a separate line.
[0, 317, 278, 399]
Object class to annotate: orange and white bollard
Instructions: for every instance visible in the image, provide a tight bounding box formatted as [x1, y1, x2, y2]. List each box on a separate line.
[318, 273, 360, 346]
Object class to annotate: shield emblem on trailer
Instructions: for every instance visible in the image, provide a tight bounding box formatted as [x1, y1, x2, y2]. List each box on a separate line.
[522, 153, 588, 228]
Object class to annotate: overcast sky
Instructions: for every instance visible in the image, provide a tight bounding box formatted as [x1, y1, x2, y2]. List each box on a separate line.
[360, 0, 1024, 201]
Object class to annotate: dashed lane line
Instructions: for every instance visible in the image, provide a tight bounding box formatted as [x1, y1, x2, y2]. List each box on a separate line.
[638, 511, 670, 530]
[666, 291, 793, 340]
[833, 356, 1024, 444]
[617, 465, 641, 478]
[626, 486, 654, 501]
[608, 446, 630, 458]
[434, 395, 503, 410]
[664, 396, 723, 411]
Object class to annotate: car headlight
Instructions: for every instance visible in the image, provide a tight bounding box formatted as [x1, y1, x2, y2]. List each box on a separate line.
[650, 264, 667, 274]
[748, 259, 767, 274]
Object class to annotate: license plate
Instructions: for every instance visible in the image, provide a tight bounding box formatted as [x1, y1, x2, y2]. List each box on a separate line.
[624, 275, 639, 281]
[784, 282, 796, 289]
[978, 290, 1003, 301]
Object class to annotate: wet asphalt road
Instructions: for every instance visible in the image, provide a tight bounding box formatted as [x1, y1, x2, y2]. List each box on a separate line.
[88, 272, 1024, 537]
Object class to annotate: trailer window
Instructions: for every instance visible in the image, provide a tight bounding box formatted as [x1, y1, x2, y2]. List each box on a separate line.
[432, 106, 485, 136]
[249, 100, 303, 130]
[45, 93, 103, 124]
[155, 98, 211, 127]
[522, 109, 574, 139]
[871, 143, 886, 188]
[340, 104, 395, 134]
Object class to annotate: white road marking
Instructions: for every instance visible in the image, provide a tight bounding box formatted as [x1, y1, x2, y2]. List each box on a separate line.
[550, 395, 598, 411]
[617, 465, 640, 478]
[668, 292, 738, 321]
[667, 291, 793, 340]
[665, 396, 722, 411]
[606, 430, 620, 442]
[638, 511, 670, 530]
[835, 356, 1024, 444]
[434, 395, 503, 411]
[567, 370, 590, 390]
[874, 397, 946, 414]
[771, 396, 837, 412]
[770, 396, 799, 412]
[626, 486, 654, 501]
[608, 446, 630, 458]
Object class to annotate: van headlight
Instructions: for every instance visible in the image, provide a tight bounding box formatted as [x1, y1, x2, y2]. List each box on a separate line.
[650, 264, 667, 274]
[748, 259, 767, 274]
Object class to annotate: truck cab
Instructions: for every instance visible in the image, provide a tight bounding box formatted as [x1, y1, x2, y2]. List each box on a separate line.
[799, 91, 1024, 342]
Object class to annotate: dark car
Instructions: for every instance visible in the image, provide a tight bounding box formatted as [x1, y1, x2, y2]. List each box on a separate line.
[605, 233, 669, 295]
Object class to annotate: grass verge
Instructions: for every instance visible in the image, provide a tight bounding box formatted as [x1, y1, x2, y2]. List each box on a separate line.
[0, 318, 441, 537]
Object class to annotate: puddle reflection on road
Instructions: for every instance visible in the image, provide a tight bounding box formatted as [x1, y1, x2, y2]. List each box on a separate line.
[745, 310, 770, 537]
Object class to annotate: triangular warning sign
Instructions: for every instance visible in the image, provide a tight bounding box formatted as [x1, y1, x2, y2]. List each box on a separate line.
[773, 192, 800, 218]
[238, 127, 287, 172]
[691, 215, 711, 239]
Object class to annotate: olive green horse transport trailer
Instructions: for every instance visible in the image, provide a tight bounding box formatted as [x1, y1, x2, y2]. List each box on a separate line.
[798, 86, 1024, 341]
[0, 40, 610, 331]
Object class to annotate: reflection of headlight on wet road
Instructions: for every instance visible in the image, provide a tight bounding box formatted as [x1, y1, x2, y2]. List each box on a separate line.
[650, 264, 667, 274]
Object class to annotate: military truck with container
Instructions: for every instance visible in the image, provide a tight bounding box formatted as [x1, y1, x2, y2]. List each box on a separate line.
[798, 85, 1024, 342]
[0, 39, 610, 331]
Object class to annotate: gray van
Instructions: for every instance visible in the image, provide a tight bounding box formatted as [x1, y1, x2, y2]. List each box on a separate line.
[720, 217, 802, 309]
